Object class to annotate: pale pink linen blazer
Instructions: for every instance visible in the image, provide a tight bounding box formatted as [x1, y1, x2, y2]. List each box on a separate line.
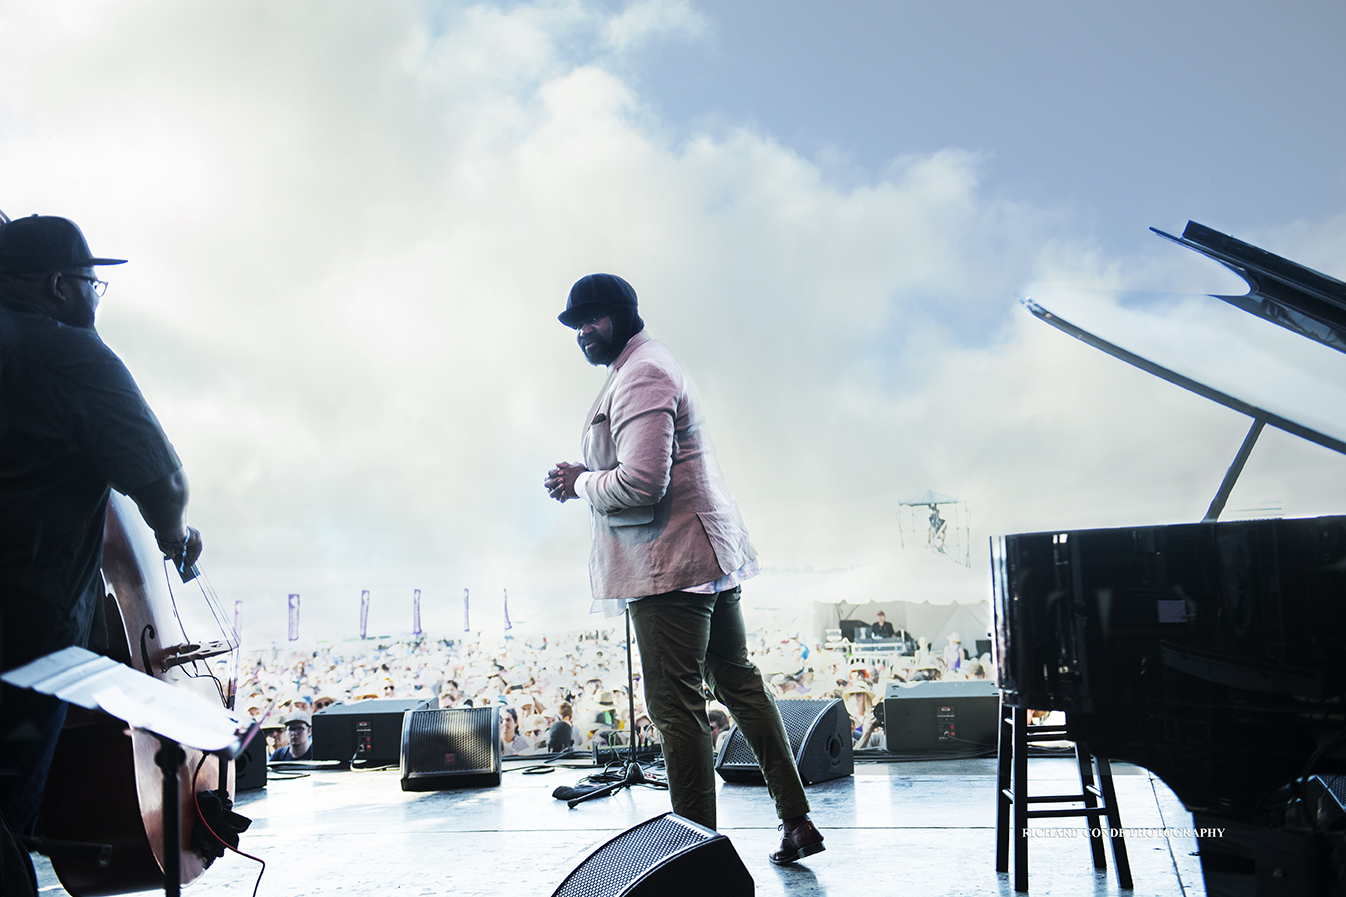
[580, 330, 757, 602]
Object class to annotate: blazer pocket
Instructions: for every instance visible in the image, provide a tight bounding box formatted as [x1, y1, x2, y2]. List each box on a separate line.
[591, 412, 608, 425]
[605, 506, 655, 527]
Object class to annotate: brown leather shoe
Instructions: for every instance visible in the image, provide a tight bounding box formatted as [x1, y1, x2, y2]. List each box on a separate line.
[769, 816, 825, 865]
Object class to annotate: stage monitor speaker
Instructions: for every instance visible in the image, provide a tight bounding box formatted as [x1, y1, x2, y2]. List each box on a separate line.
[400, 707, 501, 791]
[715, 697, 851, 785]
[234, 730, 267, 791]
[882, 679, 999, 755]
[312, 698, 429, 765]
[551, 812, 752, 897]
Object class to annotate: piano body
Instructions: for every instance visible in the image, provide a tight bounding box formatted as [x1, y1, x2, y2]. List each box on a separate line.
[994, 222, 1346, 896]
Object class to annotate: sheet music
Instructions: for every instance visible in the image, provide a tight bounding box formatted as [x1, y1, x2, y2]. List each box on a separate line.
[2, 646, 245, 754]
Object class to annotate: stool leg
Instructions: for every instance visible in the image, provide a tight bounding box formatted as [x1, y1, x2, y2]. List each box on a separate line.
[1073, 739, 1107, 871]
[1013, 707, 1029, 892]
[996, 699, 1013, 874]
[1094, 755, 1133, 890]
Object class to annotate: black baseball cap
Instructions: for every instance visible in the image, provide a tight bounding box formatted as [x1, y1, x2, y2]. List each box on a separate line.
[558, 273, 638, 327]
[0, 215, 126, 275]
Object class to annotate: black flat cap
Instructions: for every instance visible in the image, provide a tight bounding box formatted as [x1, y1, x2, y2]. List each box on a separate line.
[0, 215, 126, 275]
[558, 273, 638, 327]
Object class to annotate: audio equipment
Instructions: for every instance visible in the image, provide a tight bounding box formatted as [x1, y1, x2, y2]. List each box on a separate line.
[400, 706, 501, 791]
[312, 698, 428, 765]
[883, 679, 999, 754]
[234, 729, 267, 791]
[715, 697, 852, 785]
[550, 813, 753, 897]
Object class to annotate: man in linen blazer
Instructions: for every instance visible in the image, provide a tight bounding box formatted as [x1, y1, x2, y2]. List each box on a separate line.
[545, 273, 824, 864]
[578, 326, 754, 602]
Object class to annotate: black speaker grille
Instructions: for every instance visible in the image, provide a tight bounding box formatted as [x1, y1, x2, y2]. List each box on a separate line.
[553, 814, 712, 897]
[406, 707, 495, 772]
[1318, 774, 1346, 809]
[719, 728, 758, 767]
[719, 698, 830, 767]
[716, 698, 851, 785]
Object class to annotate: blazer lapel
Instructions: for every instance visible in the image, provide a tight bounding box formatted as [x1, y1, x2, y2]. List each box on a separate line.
[581, 364, 619, 462]
[580, 331, 652, 460]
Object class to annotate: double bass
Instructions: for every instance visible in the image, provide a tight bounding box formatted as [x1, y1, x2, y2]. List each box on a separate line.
[36, 492, 241, 896]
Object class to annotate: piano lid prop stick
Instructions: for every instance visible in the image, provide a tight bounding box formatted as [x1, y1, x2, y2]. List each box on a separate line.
[1202, 414, 1267, 523]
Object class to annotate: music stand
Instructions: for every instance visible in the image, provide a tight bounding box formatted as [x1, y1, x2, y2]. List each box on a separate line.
[566, 607, 666, 808]
[2, 646, 255, 897]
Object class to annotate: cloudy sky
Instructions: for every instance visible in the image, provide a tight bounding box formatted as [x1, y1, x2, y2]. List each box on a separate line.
[2, 0, 1344, 643]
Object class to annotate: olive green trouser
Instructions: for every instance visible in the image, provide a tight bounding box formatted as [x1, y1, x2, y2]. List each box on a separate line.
[629, 587, 810, 831]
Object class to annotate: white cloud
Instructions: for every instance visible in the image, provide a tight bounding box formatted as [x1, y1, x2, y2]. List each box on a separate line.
[2, 0, 1342, 642]
[603, 0, 708, 53]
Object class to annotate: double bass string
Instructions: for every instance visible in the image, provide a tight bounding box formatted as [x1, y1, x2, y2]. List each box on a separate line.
[157, 558, 241, 708]
[194, 566, 243, 709]
[159, 559, 240, 651]
[196, 566, 239, 649]
[196, 566, 243, 710]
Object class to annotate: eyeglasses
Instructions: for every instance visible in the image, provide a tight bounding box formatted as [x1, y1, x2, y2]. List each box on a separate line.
[64, 274, 108, 297]
[570, 310, 609, 328]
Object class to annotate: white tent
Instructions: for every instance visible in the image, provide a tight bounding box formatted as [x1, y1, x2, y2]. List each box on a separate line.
[799, 552, 992, 651]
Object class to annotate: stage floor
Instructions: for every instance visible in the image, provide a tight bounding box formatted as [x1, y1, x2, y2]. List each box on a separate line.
[35, 755, 1205, 896]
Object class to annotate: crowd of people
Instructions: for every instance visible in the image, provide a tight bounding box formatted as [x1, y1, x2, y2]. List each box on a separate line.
[238, 623, 994, 760]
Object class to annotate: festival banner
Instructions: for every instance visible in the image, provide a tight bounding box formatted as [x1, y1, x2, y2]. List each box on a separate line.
[360, 590, 370, 639]
[503, 588, 512, 632]
[233, 599, 241, 641]
[463, 588, 470, 632]
[413, 589, 422, 636]
[287, 593, 300, 641]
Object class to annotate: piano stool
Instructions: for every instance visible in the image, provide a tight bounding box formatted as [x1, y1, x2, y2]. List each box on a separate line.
[995, 700, 1134, 892]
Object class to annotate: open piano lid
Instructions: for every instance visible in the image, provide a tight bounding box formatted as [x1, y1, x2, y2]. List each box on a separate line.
[1001, 227, 1346, 890]
[1023, 221, 1346, 517]
[1156, 220, 1346, 355]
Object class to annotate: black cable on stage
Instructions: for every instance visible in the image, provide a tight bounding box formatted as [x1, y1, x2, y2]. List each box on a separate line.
[191, 755, 265, 897]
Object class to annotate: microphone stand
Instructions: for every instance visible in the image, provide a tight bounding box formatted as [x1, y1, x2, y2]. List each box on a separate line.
[567, 606, 666, 808]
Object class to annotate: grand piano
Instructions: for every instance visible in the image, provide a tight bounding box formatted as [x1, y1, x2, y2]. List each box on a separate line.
[993, 222, 1346, 896]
